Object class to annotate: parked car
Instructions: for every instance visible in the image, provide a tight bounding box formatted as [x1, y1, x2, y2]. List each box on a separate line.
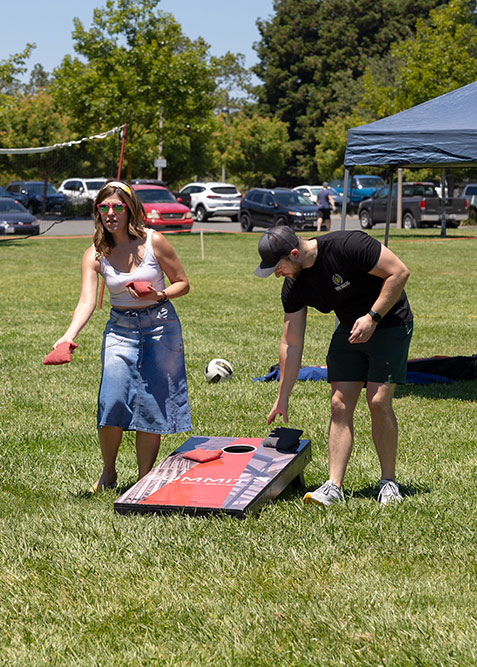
[131, 179, 191, 208]
[178, 182, 241, 222]
[0, 185, 15, 199]
[358, 182, 467, 229]
[239, 188, 318, 232]
[434, 185, 448, 198]
[5, 181, 65, 214]
[330, 175, 385, 206]
[0, 197, 39, 235]
[131, 179, 166, 186]
[293, 185, 343, 209]
[131, 184, 193, 232]
[172, 191, 191, 209]
[58, 178, 107, 201]
[462, 183, 477, 215]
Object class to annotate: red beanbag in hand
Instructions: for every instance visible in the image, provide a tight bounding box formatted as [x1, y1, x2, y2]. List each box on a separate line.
[125, 280, 153, 296]
[43, 342, 78, 366]
[182, 449, 223, 463]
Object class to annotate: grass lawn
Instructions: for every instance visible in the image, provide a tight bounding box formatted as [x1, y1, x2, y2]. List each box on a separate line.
[0, 227, 476, 665]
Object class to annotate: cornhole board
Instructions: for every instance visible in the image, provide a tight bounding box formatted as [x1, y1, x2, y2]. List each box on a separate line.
[114, 435, 312, 518]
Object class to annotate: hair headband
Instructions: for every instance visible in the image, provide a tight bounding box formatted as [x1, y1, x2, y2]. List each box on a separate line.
[106, 181, 132, 196]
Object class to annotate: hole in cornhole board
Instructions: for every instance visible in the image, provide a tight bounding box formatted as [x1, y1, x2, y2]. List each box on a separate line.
[222, 444, 256, 454]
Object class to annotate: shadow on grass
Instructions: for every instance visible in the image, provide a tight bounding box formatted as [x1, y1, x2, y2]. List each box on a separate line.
[0, 237, 31, 246]
[348, 481, 431, 501]
[72, 479, 135, 500]
[371, 228, 477, 241]
[396, 380, 477, 402]
[276, 478, 308, 502]
[72, 475, 430, 509]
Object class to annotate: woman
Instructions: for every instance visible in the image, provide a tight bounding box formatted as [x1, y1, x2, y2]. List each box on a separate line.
[54, 179, 192, 491]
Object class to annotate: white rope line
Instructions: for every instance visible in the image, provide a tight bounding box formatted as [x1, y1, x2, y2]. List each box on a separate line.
[0, 124, 126, 155]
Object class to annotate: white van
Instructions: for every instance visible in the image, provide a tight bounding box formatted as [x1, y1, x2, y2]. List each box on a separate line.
[58, 178, 107, 202]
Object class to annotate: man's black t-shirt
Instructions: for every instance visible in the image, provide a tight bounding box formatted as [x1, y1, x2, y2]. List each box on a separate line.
[281, 231, 412, 329]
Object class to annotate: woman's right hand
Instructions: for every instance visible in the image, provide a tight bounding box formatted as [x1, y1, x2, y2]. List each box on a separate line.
[53, 336, 75, 350]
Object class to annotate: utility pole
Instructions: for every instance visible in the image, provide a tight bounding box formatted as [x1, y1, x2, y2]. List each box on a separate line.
[220, 107, 229, 182]
[154, 107, 167, 182]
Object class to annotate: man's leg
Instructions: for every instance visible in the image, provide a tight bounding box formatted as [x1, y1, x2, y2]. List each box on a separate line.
[324, 211, 331, 231]
[366, 382, 397, 480]
[135, 431, 161, 480]
[304, 381, 363, 506]
[328, 381, 364, 487]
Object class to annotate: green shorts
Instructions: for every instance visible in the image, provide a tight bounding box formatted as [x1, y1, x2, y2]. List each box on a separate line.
[326, 322, 413, 385]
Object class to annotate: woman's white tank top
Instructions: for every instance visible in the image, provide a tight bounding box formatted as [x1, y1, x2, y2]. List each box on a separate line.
[99, 229, 166, 308]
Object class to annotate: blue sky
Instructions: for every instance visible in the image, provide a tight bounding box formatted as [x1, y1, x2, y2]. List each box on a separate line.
[1, 0, 274, 82]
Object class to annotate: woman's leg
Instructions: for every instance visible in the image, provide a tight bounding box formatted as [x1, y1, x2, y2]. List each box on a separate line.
[135, 431, 161, 480]
[93, 426, 123, 489]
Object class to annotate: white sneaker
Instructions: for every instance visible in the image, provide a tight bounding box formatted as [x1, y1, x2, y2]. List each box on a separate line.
[303, 480, 343, 507]
[377, 479, 403, 506]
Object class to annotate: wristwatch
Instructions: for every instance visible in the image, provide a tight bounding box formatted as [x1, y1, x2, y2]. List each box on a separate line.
[368, 310, 382, 323]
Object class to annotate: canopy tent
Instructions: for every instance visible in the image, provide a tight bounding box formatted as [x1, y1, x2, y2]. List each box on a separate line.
[340, 81, 477, 243]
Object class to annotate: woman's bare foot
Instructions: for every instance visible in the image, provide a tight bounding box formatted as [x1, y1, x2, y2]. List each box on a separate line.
[88, 471, 117, 494]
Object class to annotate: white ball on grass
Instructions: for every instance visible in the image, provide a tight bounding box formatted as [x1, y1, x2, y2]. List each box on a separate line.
[205, 358, 233, 383]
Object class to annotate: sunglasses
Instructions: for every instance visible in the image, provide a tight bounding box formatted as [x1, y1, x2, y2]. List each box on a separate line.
[97, 202, 127, 214]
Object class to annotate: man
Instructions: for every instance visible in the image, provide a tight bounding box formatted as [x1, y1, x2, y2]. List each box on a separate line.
[254, 226, 413, 507]
[316, 182, 336, 232]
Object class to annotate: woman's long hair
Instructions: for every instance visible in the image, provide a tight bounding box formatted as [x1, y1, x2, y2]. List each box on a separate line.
[93, 179, 147, 258]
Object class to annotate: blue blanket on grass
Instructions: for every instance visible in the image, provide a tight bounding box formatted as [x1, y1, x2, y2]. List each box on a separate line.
[252, 366, 452, 385]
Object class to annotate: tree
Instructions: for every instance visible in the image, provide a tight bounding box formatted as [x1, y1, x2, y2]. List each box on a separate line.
[0, 45, 35, 95]
[52, 0, 219, 183]
[360, 0, 477, 117]
[212, 111, 290, 189]
[0, 45, 82, 187]
[24, 64, 51, 95]
[315, 0, 477, 184]
[210, 52, 255, 110]
[314, 113, 360, 181]
[0, 89, 76, 193]
[253, 0, 449, 183]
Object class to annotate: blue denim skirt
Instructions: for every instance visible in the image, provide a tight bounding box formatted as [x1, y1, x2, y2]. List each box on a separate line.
[97, 301, 192, 434]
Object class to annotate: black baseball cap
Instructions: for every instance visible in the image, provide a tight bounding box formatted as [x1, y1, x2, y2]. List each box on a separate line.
[254, 226, 299, 278]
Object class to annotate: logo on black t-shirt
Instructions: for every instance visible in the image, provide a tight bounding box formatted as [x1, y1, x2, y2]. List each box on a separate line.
[332, 273, 351, 291]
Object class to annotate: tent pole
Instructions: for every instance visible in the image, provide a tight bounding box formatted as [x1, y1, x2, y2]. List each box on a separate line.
[340, 168, 352, 231]
[384, 168, 395, 247]
[440, 168, 447, 238]
[397, 168, 403, 228]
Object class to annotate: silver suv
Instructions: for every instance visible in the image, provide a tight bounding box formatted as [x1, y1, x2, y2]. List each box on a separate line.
[178, 182, 241, 222]
[58, 178, 107, 202]
[462, 183, 477, 215]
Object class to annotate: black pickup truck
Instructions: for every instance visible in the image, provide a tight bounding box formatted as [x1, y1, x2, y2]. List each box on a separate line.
[358, 182, 467, 229]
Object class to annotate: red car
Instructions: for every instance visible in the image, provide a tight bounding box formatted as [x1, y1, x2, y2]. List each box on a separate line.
[132, 185, 193, 232]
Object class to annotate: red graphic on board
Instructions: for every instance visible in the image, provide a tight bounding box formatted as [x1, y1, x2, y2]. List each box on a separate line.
[139, 438, 259, 508]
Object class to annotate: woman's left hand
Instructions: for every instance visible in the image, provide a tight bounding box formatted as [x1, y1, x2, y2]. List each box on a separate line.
[126, 281, 163, 300]
[147, 285, 166, 301]
[127, 284, 166, 301]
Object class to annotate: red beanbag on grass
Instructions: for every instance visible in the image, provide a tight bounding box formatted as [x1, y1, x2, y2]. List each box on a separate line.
[43, 342, 78, 366]
[125, 281, 153, 296]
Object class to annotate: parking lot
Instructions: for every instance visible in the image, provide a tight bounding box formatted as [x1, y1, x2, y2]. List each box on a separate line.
[37, 213, 361, 237]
